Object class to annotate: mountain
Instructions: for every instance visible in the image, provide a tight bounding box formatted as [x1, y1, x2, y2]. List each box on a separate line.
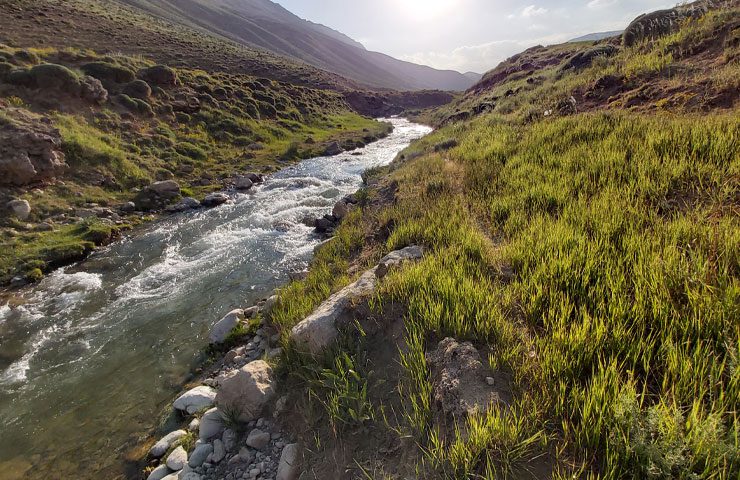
[115, 0, 474, 91]
[463, 71, 483, 82]
[569, 30, 623, 42]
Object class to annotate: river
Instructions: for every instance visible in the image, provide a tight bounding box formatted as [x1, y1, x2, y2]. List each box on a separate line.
[0, 118, 431, 479]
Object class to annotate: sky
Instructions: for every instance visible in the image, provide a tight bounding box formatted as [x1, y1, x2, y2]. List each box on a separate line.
[276, 0, 674, 73]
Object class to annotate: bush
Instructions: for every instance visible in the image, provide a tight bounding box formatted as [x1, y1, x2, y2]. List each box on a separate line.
[121, 79, 151, 100]
[138, 65, 178, 87]
[13, 50, 39, 65]
[28, 63, 81, 93]
[112, 94, 153, 116]
[80, 62, 135, 85]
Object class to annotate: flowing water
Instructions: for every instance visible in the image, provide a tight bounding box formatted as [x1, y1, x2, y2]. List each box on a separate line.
[0, 118, 431, 479]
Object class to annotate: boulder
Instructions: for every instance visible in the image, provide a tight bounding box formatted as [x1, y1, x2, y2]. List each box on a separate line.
[188, 443, 213, 468]
[426, 338, 510, 418]
[165, 446, 188, 471]
[221, 429, 238, 452]
[290, 268, 377, 354]
[623, 3, 708, 47]
[324, 142, 343, 156]
[0, 108, 67, 186]
[211, 438, 226, 463]
[7, 199, 31, 220]
[561, 44, 618, 71]
[246, 429, 270, 450]
[166, 197, 201, 213]
[146, 465, 171, 480]
[245, 172, 264, 183]
[149, 429, 187, 458]
[262, 295, 279, 318]
[173, 386, 217, 414]
[209, 309, 244, 344]
[215, 360, 276, 422]
[314, 217, 335, 233]
[332, 200, 352, 220]
[135, 181, 181, 211]
[198, 408, 225, 441]
[234, 176, 253, 190]
[376, 245, 424, 278]
[276, 443, 300, 480]
[201, 192, 230, 208]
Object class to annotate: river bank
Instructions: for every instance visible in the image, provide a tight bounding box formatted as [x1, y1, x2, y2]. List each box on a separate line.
[0, 118, 431, 480]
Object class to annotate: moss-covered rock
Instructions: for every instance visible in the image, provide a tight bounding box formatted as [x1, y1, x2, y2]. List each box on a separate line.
[28, 64, 81, 93]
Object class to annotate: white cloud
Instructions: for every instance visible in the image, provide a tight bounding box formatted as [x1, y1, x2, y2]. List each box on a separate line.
[508, 4, 549, 19]
[399, 32, 573, 73]
[587, 0, 619, 8]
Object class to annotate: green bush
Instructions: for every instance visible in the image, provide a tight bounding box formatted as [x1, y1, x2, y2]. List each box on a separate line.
[28, 64, 81, 92]
[174, 142, 207, 161]
[121, 79, 151, 100]
[81, 62, 135, 85]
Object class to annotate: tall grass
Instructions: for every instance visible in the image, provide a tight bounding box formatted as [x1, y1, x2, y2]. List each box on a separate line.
[370, 112, 739, 478]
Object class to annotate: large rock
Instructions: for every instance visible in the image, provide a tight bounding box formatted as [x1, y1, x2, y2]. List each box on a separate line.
[215, 360, 276, 422]
[188, 443, 213, 468]
[561, 45, 618, 71]
[276, 443, 300, 480]
[234, 176, 253, 191]
[146, 465, 171, 480]
[173, 386, 217, 414]
[0, 108, 67, 186]
[166, 197, 200, 213]
[209, 309, 244, 344]
[149, 429, 187, 458]
[376, 245, 424, 278]
[198, 407, 225, 441]
[166, 446, 188, 471]
[135, 181, 181, 211]
[246, 429, 270, 450]
[426, 338, 510, 418]
[211, 438, 226, 463]
[623, 2, 709, 47]
[324, 142, 342, 156]
[290, 268, 377, 354]
[139, 65, 179, 87]
[201, 192, 230, 208]
[7, 199, 31, 220]
[332, 200, 351, 220]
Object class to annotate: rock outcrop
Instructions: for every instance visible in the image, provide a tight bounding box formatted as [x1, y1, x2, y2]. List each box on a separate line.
[623, 1, 711, 47]
[215, 360, 276, 422]
[376, 245, 424, 278]
[0, 108, 67, 186]
[426, 338, 510, 418]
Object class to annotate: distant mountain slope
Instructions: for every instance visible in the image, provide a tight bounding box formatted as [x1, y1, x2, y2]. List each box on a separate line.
[463, 71, 484, 82]
[569, 30, 623, 42]
[116, 0, 474, 91]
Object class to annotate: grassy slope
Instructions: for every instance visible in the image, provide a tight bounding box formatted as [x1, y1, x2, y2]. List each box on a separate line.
[0, 45, 390, 284]
[268, 5, 739, 479]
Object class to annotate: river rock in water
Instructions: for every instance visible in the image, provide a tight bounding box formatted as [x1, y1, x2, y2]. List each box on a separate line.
[150, 429, 187, 458]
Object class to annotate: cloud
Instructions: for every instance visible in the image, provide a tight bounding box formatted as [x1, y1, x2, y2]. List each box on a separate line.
[508, 4, 549, 19]
[587, 0, 619, 8]
[399, 32, 573, 73]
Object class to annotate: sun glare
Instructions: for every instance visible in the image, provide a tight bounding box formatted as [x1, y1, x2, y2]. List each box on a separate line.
[396, 0, 458, 21]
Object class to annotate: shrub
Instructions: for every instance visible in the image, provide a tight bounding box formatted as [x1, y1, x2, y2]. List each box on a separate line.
[28, 63, 81, 93]
[138, 65, 178, 87]
[121, 79, 151, 100]
[80, 62, 135, 85]
[13, 50, 39, 65]
[174, 142, 207, 161]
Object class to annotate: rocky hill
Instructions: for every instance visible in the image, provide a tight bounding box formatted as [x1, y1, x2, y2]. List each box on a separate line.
[425, 0, 738, 126]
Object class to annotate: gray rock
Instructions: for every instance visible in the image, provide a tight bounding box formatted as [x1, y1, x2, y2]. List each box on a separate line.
[215, 361, 276, 422]
[222, 429, 238, 452]
[262, 295, 279, 318]
[212, 438, 226, 463]
[166, 446, 188, 471]
[199, 408, 225, 441]
[150, 429, 187, 458]
[290, 268, 377, 354]
[173, 386, 217, 414]
[246, 429, 271, 450]
[7, 199, 31, 220]
[202, 192, 230, 208]
[167, 197, 201, 213]
[209, 309, 244, 344]
[146, 464, 171, 480]
[235, 176, 254, 191]
[324, 142, 342, 156]
[276, 444, 300, 480]
[376, 245, 424, 278]
[189, 443, 213, 468]
[180, 473, 201, 480]
[188, 418, 200, 432]
[332, 200, 351, 220]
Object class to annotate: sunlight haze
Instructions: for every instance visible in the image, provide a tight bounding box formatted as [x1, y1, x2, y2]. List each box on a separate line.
[277, 0, 674, 72]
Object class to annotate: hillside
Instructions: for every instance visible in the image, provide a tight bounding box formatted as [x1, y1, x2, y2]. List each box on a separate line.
[0, 45, 395, 285]
[569, 30, 623, 42]
[114, 0, 475, 91]
[254, 1, 739, 479]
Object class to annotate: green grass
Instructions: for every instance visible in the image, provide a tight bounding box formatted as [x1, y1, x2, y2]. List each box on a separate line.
[273, 111, 739, 479]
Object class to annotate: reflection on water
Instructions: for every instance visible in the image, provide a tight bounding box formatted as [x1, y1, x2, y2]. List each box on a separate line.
[0, 118, 431, 479]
